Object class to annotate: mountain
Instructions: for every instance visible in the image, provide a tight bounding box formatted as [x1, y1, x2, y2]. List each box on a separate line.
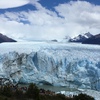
[0, 42, 100, 90]
[82, 33, 100, 45]
[51, 39, 58, 42]
[69, 32, 93, 42]
[0, 33, 16, 43]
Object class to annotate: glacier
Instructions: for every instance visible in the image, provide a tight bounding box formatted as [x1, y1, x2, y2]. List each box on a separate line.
[0, 42, 100, 90]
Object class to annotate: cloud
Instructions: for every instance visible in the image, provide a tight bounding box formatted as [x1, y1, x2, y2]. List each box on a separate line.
[55, 1, 100, 36]
[0, 0, 100, 41]
[0, 10, 66, 40]
[0, 0, 30, 9]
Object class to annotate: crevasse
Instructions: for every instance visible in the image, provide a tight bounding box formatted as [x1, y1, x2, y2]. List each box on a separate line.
[0, 42, 100, 90]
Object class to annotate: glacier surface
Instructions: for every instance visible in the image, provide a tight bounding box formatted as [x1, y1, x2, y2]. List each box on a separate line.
[0, 42, 100, 90]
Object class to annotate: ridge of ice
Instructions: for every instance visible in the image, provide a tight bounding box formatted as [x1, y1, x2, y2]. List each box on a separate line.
[0, 42, 100, 91]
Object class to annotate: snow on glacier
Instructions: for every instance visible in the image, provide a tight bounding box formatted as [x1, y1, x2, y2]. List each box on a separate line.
[58, 89, 100, 100]
[0, 42, 100, 91]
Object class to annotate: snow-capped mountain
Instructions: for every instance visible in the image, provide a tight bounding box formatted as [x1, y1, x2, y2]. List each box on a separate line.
[69, 32, 93, 42]
[0, 42, 100, 91]
[82, 33, 100, 45]
[0, 33, 16, 43]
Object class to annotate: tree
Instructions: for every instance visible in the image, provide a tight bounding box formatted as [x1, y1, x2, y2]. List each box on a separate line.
[26, 83, 40, 100]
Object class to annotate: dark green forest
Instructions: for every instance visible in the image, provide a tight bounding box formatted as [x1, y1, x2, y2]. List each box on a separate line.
[0, 83, 94, 100]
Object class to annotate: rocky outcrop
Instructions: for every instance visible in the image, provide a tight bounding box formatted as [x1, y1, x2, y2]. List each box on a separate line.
[82, 34, 100, 45]
[0, 33, 16, 43]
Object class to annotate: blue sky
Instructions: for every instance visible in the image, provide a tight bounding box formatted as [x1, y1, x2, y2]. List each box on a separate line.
[0, 0, 100, 14]
[0, 0, 100, 41]
[39, 0, 100, 8]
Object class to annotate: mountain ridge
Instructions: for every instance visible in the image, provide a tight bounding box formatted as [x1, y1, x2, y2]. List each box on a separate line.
[82, 33, 100, 45]
[69, 32, 93, 42]
[0, 33, 17, 43]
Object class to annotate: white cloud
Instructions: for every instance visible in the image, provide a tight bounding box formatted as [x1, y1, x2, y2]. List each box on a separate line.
[0, 0, 30, 9]
[0, 0, 100, 41]
[55, 1, 100, 36]
[0, 10, 66, 40]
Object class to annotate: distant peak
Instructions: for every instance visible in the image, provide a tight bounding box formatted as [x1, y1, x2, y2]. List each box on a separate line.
[82, 33, 100, 45]
[0, 33, 17, 43]
[69, 32, 93, 42]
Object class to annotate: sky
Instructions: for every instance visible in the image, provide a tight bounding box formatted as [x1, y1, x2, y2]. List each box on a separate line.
[0, 0, 100, 41]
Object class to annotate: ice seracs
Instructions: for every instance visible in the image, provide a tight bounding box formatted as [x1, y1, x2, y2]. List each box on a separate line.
[0, 42, 100, 91]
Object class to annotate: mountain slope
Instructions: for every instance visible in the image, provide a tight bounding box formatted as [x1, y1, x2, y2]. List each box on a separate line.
[82, 34, 100, 45]
[0, 33, 16, 43]
[69, 32, 93, 42]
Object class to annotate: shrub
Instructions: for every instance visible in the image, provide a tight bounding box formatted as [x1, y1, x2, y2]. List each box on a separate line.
[26, 83, 40, 100]
[1, 85, 12, 97]
[0, 96, 8, 100]
[73, 93, 94, 100]
[14, 89, 24, 99]
[56, 93, 67, 100]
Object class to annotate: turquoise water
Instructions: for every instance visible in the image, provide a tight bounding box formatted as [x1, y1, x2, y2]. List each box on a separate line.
[37, 85, 78, 92]
[19, 84, 78, 92]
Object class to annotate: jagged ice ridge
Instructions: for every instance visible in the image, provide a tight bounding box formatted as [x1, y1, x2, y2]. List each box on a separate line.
[0, 42, 100, 90]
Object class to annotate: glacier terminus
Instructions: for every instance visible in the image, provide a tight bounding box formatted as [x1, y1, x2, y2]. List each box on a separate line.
[0, 42, 100, 91]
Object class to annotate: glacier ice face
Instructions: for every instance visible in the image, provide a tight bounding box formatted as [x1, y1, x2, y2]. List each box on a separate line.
[0, 42, 100, 90]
